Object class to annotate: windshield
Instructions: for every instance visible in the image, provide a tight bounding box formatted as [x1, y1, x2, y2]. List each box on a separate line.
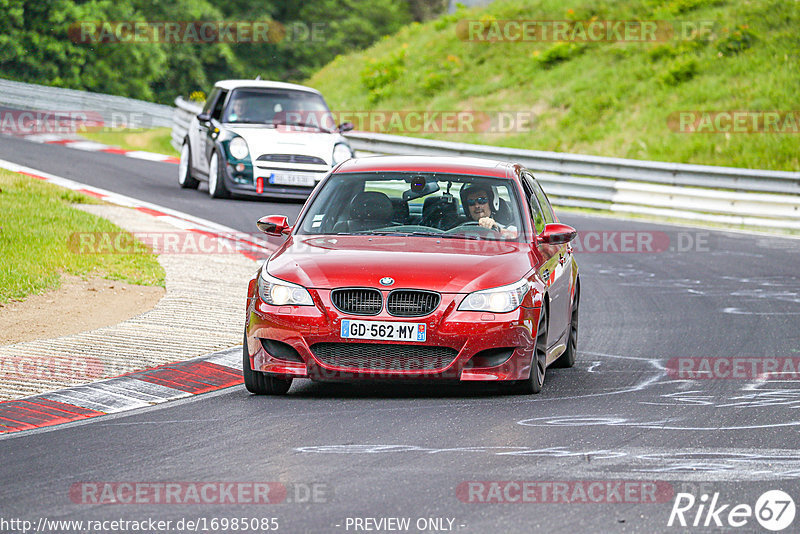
[223, 88, 334, 131]
[296, 172, 525, 241]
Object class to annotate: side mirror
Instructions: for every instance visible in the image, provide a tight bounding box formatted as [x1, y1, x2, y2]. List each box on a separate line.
[338, 121, 354, 133]
[257, 215, 292, 236]
[197, 112, 211, 122]
[538, 223, 577, 245]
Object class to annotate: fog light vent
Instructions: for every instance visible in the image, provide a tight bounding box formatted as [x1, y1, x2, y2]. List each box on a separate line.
[260, 338, 303, 363]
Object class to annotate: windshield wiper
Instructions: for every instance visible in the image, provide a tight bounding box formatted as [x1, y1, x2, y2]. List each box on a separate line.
[274, 121, 333, 132]
[228, 120, 276, 126]
[350, 231, 414, 236]
[347, 230, 480, 240]
[406, 231, 452, 238]
[431, 232, 481, 240]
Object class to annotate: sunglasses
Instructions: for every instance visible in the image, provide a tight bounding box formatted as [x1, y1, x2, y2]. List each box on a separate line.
[466, 197, 489, 206]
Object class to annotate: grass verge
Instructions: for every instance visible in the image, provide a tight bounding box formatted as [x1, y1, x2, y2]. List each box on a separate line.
[82, 127, 177, 156]
[0, 169, 165, 303]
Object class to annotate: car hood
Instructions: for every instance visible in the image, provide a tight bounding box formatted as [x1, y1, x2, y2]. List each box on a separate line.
[265, 236, 536, 293]
[228, 125, 345, 165]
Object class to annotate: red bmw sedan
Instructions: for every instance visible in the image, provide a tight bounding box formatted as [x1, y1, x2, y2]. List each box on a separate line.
[244, 156, 579, 394]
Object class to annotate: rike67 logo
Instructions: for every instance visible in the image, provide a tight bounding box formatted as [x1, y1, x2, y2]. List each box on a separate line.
[668, 490, 796, 531]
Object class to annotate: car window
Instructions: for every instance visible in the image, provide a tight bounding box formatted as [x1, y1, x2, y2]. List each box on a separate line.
[529, 174, 556, 224]
[521, 172, 546, 234]
[223, 88, 333, 130]
[298, 173, 524, 241]
[210, 89, 228, 121]
[201, 87, 219, 115]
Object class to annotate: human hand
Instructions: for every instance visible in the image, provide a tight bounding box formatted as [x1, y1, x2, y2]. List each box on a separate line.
[499, 228, 518, 239]
[478, 217, 497, 230]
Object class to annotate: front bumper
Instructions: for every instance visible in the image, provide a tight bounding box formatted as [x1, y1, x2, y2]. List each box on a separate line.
[223, 162, 328, 200]
[244, 282, 541, 382]
[227, 181, 316, 200]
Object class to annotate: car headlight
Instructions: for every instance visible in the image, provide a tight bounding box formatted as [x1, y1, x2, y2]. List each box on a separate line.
[332, 143, 353, 166]
[258, 268, 313, 306]
[228, 136, 249, 160]
[458, 279, 529, 313]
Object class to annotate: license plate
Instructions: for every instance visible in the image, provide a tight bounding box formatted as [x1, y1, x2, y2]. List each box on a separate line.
[340, 320, 427, 342]
[269, 172, 319, 187]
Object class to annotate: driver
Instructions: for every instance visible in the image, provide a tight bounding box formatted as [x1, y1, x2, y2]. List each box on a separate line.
[461, 184, 518, 238]
[227, 98, 247, 122]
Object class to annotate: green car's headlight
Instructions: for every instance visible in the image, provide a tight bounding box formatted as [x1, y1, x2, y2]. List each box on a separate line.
[332, 143, 353, 166]
[228, 136, 249, 160]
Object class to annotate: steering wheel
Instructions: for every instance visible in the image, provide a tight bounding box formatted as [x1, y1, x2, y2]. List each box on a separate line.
[419, 207, 455, 229]
[447, 221, 500, 234]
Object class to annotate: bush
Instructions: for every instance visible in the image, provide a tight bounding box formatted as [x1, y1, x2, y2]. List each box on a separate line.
[717, 25, 757, 56]
[665, 0, 724, 15]
[659, 57, 698, 85]
[648, 44, 677, 62]
[421, 54, 462, 96]
[648, 36, 707, 63]
[360, 49, 406, 102]
[534, 42, 587, 69]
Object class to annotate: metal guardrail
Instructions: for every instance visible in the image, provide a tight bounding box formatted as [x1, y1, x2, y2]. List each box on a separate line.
[172, 96, 800, 230]
[172, 97, 203, 152]
[346, 131, 800, 195]
[0, 78, 174, 129]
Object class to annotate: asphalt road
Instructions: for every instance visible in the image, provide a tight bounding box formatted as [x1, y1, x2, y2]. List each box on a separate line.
[2, 136, 800, 533]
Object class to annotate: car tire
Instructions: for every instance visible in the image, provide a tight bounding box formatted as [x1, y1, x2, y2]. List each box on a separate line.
[208, 151, 231, 199]
[517, 307, 548, 394]
[242, 333, 293, 395]
[553, 283, 579, 368]
[178, 142, 200, 189]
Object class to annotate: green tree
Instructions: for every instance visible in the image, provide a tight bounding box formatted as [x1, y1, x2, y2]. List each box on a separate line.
[0, 0, 419, 103]
[226, 0, 413, 82]
[129, 0, 243, 103]
[0, 0, 166, 100]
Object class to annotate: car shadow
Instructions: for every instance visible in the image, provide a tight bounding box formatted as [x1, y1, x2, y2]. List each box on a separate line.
[287, 379, 525, 399]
